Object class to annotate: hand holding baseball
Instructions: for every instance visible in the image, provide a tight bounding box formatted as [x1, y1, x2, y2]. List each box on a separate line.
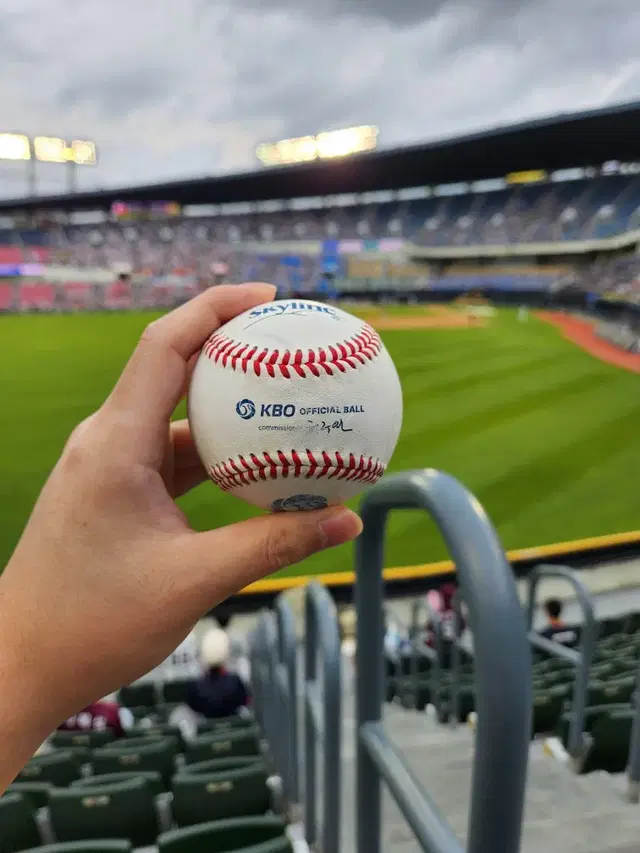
[0, 283, 362, 791]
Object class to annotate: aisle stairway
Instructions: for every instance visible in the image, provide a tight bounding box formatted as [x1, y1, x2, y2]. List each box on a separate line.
[340, 701, 640, 853]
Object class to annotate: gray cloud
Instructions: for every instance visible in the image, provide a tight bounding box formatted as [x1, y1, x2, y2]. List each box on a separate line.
[57, 66, 182, 121]
[0, 0, 638, 198]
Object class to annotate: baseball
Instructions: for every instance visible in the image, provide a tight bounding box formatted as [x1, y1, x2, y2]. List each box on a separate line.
[187, 298, 403, 511]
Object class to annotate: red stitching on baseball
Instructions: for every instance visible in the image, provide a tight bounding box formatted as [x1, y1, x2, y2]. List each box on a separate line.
[202, 324, 382, 378]
[208, 451, 385, 492]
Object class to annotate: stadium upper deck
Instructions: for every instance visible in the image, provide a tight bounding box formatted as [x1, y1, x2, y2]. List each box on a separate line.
[1, 102, 640, 299]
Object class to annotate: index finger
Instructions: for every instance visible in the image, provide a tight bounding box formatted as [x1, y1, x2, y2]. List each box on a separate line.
[108, 283, 276, 426]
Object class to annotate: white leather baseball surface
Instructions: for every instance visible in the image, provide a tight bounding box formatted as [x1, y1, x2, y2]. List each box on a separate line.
[188, 298, 403, 511]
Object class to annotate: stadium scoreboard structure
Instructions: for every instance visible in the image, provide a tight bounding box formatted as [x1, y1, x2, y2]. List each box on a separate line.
[0, 132, 97, 197]
[256, 125, 379, 167]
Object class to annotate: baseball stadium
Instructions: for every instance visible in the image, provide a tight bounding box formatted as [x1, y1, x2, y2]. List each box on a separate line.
[1, 102, 640, 853]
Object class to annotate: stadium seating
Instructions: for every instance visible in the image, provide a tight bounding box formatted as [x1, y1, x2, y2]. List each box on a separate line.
[171, 762, 270, 826]
[16, 751, 83, 787]
[117, 683, 157, 709]
[22, 844, 131, 853]
[157, 816, 291, 853]
[6, 781, 53, 810]
[51, 731, 115, 751]
[48, 777, 158, 846]
[181, 757, 267, 776]
[184, 728, 261, 765]
[71, 771, 165, 796]
[161, 679, 194, 705]
[1, 170, 639, 302]
[387, 608, 640, 778]
[91, 738, 179, 786]
[0, 793, 42, 853]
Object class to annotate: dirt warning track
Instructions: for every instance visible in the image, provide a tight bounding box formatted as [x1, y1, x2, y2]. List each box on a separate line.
[538, 312, 640, 374]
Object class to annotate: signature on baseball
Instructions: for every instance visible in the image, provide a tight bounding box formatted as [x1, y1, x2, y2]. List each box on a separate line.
[308, 418, 354, 436]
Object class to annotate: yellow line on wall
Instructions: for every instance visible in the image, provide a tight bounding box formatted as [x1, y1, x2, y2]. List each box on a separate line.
[237, 529, 640, 595]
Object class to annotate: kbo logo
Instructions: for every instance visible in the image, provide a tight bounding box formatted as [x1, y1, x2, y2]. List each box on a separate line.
[235, 400, 297, 419]
[235, 399, 256, 420]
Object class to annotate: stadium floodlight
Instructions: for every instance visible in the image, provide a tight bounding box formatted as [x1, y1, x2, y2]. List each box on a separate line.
[34, 136, 97, 165]
[71, 139, 97, 165]
[256, 125, 379, 167]
[0, 133, 31, 161]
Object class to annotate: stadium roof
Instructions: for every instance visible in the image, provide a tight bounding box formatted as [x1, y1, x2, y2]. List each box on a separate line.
[3, 100, 640, 212]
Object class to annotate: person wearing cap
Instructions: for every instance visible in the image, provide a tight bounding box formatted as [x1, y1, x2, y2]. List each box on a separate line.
[186, 629, 250, 719]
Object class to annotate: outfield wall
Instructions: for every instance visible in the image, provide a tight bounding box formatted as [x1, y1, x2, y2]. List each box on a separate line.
[212, 529, 640, 618]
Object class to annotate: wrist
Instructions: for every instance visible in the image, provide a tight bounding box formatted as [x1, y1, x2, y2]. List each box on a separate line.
[0, 571, 60, 790]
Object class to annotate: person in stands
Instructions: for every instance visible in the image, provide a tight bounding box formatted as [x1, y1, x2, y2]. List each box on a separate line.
[424, 581, 466, 669]
[58, 695, 133, 739]
[540, 598, 579, 647]
[186, 629, 250, 719]
[426, 582, 464, 644]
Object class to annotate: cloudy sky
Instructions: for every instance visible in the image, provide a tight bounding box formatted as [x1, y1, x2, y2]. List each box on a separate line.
[0, 0, 639, 198]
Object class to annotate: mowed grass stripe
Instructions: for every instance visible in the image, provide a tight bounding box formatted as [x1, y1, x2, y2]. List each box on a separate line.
[399, 361, 610, 446]
[500, 441, 640, 544]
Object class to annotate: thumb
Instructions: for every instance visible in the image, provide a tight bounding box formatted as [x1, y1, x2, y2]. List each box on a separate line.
[178, 506, 363, 604]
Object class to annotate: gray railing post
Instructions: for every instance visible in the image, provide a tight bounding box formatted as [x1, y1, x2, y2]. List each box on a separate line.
[355, 469, 531, 853]
[250, 612, 276, 746]
[304, 582, 342, 853]
[526, 564, 596, 761]
[450, 594, 466, 726]
[626, 658, 640, 802]
[274, 596, 300, 809]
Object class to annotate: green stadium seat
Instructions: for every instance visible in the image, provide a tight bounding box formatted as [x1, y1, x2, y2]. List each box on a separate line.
[582, 707, 635, 774]
[0, 793, 42, 853]
[52, 731, 115, 750]
[7, 781, 53, 810]
[599, 676, 636, 705]
[185, 727, 261, 765]
[49, 777, 158, 847]
[597, 617, 628, 638]
[17, 751, 82, 787]
[21, 843, 131, 853]
[158, 816, 291, 853]
[181, 757, 267, 776]
[60, 747, 93, 769]
[129, 724, 185, 750]
[161, 679, 194, 705]
[555, 703, 631, 748]
[196, 715, 254, 735]
[117, 684, 156, 710]
[92, 738, 178, 786]
[172, 763, 270, 826]
[624, 612, 640, 634]
[72, 771, 165, 796]
[532, 685, 571, 736]
[588, 663, 615, 681]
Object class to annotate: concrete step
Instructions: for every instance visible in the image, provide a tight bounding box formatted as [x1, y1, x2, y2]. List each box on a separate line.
[339, 704, 640, 853]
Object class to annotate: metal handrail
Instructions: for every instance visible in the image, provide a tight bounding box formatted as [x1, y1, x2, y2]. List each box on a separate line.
[355, 469, 531, 853]
[304, 581, 342, 853]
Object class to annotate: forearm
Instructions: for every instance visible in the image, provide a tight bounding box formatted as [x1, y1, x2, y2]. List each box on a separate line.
[0, 577, 59, 792]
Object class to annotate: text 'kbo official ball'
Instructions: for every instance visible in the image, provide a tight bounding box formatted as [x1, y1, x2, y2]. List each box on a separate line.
[188, 298, 403, 511]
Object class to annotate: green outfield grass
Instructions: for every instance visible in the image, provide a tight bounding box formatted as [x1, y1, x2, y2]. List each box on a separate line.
[0, 308, 638, 578]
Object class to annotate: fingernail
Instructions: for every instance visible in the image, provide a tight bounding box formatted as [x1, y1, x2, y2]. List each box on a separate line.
[319, 508, 363, 548]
